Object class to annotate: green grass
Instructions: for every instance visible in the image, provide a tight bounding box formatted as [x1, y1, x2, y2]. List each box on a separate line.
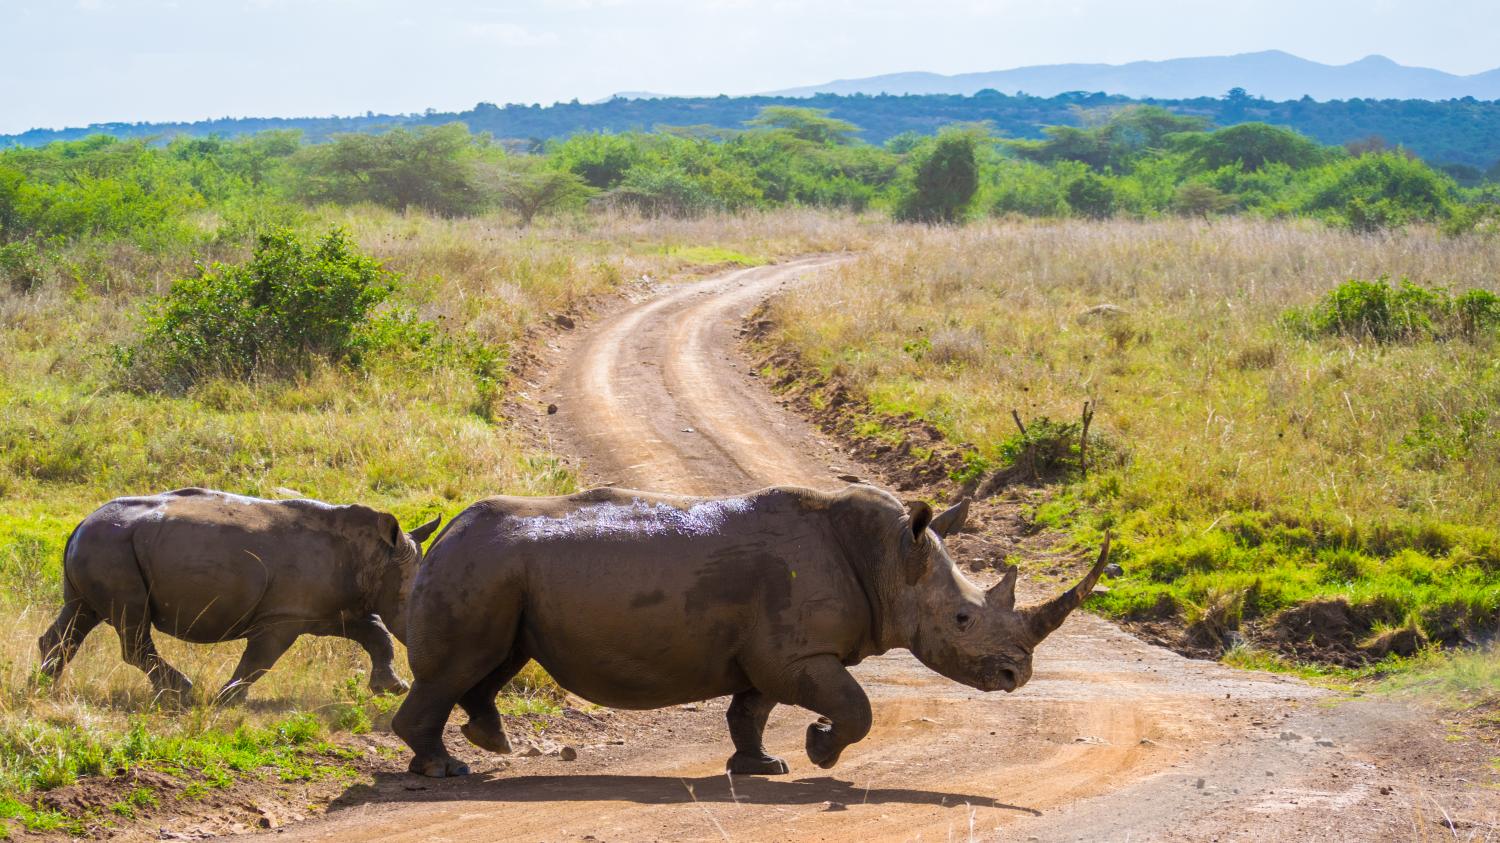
[0, 712, 353, 833]
[660, 244, 768, 267]
[1380, 644, 1500, 706]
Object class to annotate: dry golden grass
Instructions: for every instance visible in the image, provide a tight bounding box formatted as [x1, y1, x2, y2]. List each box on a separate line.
[769, 217, 1500, 526]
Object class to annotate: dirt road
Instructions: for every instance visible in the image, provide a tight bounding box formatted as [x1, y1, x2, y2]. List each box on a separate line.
[281, 259, 1493, 841]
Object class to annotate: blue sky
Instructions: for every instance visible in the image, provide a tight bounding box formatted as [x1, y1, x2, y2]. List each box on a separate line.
[2, 0, 1496, 133]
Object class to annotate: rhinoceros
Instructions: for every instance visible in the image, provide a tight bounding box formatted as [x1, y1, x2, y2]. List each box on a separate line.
[37, 488, 441, 704]
[393, 484, 1110, 777]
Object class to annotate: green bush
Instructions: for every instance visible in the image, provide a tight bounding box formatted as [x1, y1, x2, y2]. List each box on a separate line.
[604, 166, 717, 217]
[117, 228, 396, 391]
[0, 241, 45, 292]
[1288, 277, 1500, 342]
[1300, 152, 1457, 232]
[893, 127, 983, 224]
[1066, 173, 1116, 219]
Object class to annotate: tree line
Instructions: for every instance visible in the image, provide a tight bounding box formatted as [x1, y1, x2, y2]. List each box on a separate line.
[2, 105, 1497, 278]
[9, 89, 1500, 174]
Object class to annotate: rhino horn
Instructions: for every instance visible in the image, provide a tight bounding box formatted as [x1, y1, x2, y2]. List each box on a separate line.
[409, 516, 442, 546]
[1022, 533, 1112, 641]
[929, 498, 970, 538]
[986, 565, 1018, 611]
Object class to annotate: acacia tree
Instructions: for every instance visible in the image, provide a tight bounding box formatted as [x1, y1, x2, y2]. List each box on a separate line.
[288, 124, 482, 215]
[745, 106, 860, 145]
[476, 156, 593, 226]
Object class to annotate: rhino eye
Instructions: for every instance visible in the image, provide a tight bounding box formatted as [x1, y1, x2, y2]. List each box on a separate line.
[955, 612, 972, 628]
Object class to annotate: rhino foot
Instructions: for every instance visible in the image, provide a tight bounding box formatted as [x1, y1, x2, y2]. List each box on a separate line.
[409, 754, 471, 778]
[213, 681, 251, 707]
[151, 679, 195, 710]
[460, 721, 513, 754]
[370, 674, 411, 696]
[805, 723, 844, 770]
[726, 752, 789, 775]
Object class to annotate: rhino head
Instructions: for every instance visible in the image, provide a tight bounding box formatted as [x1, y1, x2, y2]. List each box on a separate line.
[896, 498, 1111, 693]
[363, 512, 443, 644]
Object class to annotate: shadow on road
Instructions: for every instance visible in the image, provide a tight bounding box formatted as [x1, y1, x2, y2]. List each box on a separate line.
[328, 771, 1041, 817]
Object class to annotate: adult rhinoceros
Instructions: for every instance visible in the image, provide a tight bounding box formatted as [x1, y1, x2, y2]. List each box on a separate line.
[393, 484, 1110, 777]
[38, 488, 440, 704]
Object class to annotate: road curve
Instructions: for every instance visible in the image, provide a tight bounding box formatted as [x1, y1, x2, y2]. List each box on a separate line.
[281, 259, 1331, 842]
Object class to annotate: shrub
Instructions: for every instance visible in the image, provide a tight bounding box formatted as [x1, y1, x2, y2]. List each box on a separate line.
[0, 240, 45, 292]
[1288, 277, 1500, 342]
[893, 127, 983, 224]
[1299, 152, 1457, 232]
[986, 158, 1070, 217]
[117, 228, 395, 391]
[603, 166, 716, 217]
[1066, 173, 1116, 219]
[548, 132, 647, 189]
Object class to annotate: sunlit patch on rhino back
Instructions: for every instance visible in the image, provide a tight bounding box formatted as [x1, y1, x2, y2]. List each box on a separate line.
[510, 497, 755, 541]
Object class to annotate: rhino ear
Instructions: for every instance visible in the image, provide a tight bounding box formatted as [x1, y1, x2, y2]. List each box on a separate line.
[367, 511, 400, 548]
[907, 501, 934, 541]
[409, 516, 442, 546]
[901, 502, 937, 586]
[929, 498, 970, 539]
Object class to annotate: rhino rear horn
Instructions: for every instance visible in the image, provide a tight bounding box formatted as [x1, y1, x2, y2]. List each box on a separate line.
[1022, 533, 1112, 641]
[986, 565, 1018, 611]
[409, 516, 442, 546]
[929, 498, 970, 538]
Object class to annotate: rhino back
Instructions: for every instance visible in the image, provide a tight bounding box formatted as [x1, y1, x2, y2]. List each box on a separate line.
[412, 488, 873, 709]
[81, 490, 368, 641]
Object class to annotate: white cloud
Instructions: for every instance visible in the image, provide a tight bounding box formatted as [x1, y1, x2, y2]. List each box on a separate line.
[468, 21, 559, 46]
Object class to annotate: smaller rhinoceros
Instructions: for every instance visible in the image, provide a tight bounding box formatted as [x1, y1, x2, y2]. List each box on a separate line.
[392, 484, 1110, 778]
[37, 488, 440, 704]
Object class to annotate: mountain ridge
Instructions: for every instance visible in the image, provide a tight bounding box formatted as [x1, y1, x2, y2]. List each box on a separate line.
[764, 50, 1500, 102]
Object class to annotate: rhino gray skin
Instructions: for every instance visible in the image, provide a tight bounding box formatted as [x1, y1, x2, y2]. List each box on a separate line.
[393, 483, 1110, 778]
[37, 488, 441, 704]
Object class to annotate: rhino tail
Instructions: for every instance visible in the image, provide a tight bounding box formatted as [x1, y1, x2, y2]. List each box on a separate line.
[58, 522, 84, 602]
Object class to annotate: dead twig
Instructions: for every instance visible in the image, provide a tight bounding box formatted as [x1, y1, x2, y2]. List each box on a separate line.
[1080, 400, 1095, 478]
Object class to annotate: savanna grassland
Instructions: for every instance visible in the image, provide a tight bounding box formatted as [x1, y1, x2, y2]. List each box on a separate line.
[763, 218, 1500, 676]
[4, 102, 1500, 835]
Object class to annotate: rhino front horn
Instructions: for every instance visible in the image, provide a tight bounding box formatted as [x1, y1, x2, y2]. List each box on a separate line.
[1023, 533, 1112, 641]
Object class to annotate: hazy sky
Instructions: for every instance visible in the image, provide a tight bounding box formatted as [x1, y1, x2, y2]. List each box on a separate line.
[3, 0, 1497, 134]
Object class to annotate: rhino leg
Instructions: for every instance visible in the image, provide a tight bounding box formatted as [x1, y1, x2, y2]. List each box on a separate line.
[37, 593, 102, 683]
[215, 625, 301, 705]
[458, 653, 529, 755]
[762, 656, 871, 771]
[726, 689, 789, 775]
[393, 678, 474, 777]
[343, 615, 408, 696]
[116, 609, 193, 706]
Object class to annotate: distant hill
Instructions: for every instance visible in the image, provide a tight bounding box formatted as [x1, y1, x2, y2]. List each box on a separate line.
[6, 89, 1500, 171]
[769, 51, 1500, 102]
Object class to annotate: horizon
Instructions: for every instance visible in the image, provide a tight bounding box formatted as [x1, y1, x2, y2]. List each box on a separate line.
[6, 48, 1497, 136]
[4, 0, 1500, 135]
